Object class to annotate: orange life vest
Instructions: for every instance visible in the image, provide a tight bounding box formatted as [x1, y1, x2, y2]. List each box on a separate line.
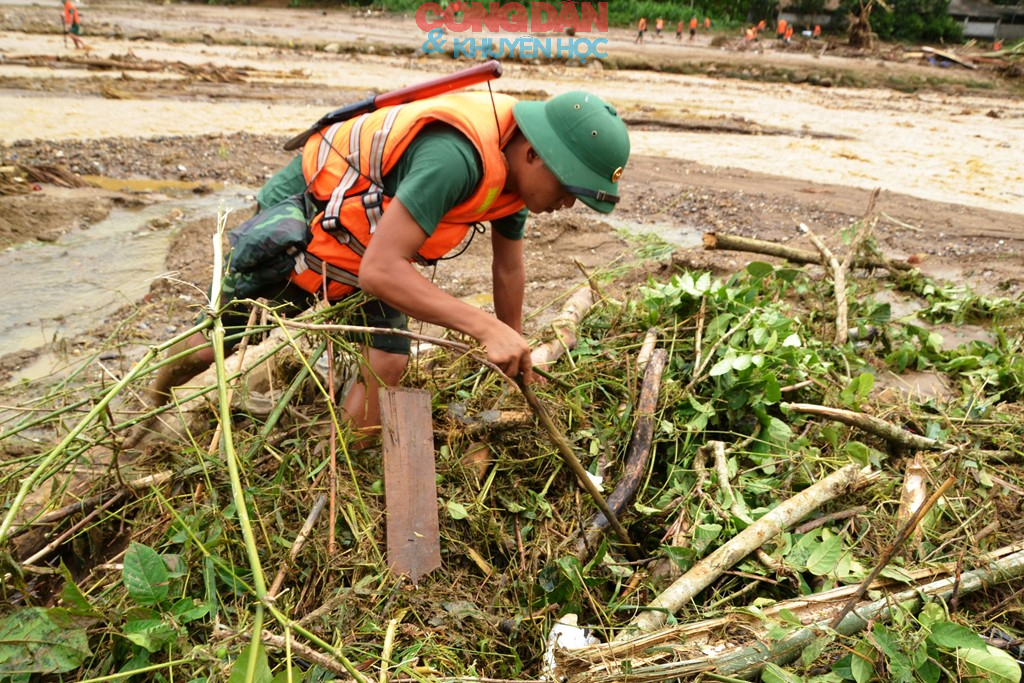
[638, 18, 647, 30]
[777, 19, 787, 35]
[690, 17, 698, 29]
[293, 93, 525, 300]
[704, 17, 710, 29]
[63, 2, 78, 24]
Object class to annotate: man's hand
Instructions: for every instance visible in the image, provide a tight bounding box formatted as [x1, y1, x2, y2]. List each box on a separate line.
[478, 319, 535, 383]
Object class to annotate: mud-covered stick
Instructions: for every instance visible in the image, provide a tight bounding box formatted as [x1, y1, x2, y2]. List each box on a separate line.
[517, 378, 643, 562]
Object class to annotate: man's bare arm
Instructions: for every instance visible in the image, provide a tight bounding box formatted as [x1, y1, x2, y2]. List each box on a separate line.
[359, 199, 535, 382]
[491, 230, 525, 334]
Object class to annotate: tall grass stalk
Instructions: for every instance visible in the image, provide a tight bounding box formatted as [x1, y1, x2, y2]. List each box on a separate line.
[208, 210, 270, 681]
[0, 319, 212, 544]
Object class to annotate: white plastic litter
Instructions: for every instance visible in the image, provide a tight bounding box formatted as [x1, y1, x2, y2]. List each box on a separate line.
[542, 613, 600, 681]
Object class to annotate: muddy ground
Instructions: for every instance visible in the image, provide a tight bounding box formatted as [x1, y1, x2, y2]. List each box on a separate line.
[1, 0, 1023, 384]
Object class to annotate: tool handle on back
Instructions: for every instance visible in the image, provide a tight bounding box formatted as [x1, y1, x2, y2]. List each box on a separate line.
[374, 59, 502, 108]
[283, 60, 503, 152]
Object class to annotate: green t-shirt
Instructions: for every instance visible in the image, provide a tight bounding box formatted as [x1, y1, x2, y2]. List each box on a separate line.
[257, 124, 526, 240]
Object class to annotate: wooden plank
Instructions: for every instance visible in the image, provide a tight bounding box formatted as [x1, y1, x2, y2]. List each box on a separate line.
[380, 387, 441, 583]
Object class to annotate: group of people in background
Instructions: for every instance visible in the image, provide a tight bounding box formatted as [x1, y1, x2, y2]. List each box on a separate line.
[743, 18, 821, 44]
[635, 14, 825, 47]
[634, 14, 710, 44]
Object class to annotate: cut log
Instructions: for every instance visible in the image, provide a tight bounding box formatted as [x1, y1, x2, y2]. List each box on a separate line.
[703, 232, 913, 272]
[381, 388, 441, 583]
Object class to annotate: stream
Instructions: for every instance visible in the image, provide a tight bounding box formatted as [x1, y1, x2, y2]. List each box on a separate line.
[0, 187, 256, 382]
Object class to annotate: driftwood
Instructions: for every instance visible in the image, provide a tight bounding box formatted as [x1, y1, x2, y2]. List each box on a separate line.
[575, 349, 668, 559]
[615, 464, 871, 640]
[561, 546, 1024, 682]
[703, 232, 913, 272]
[922, 46, 977, 69]
[128, 327, 308, 450]
[783, 402, 941, 451]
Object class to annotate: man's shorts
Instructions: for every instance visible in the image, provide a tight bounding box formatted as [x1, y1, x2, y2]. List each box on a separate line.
[69, 23, 81, 35]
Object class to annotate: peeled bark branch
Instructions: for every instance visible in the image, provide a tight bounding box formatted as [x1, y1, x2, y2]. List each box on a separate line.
[783, 402, 941, 451]
[615, 464, 870, 640]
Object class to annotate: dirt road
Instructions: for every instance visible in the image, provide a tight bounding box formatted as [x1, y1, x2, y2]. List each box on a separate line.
[1, 0, 1023, 376]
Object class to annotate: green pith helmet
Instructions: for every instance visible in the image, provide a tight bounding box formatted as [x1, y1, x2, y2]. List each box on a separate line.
[513, 91, 630, 214]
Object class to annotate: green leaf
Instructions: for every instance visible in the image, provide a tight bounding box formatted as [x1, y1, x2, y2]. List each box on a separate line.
[123, 542, 170, 607]
[806, 535, 843, 576]
[123, 618, 180, 653]
[59, 571, 99, 617]
[710, 356, 734, 377]
[851, 640, 876, 683]
[762, 662, 804, 683]
[0, 607, 91, 675]
[958, 645, 1022, 683]
[802, 634, 835, 668]
[272, 668, 305, 683]
[927, 621, 987, 651]
[170, 598, 210, 625]
[446, 500, 468, 520]
[747, 261, 775, 279]
[228, 640, 273, 683]
[845, 441, 871, 467]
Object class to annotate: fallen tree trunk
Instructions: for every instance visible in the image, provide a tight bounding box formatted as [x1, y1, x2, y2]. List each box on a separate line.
[615, 464, 871, 640]
[703, 232, 913, 272]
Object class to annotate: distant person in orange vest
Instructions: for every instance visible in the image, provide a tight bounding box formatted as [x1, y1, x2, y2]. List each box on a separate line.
[784, 25, 794, 43]
[689, 16, 698, 40]
[812, 24, 821, 39]
[744, 26, 756, 42]
[757, 19, 767, 32]
[704, 17, 711, 30]
[676, 19, 684, 41]
[635, 17, 646, 44]
[655, 17, 664, 38]
[994, 38, 1004, 50]
[62, 0, 88, 50]
[776, 18, 788, 39]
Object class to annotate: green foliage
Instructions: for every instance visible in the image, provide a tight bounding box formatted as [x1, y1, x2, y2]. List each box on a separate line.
[0, 608, 91, 678]
[835, 0, 962, 42]
[832, 605, 1023, 683]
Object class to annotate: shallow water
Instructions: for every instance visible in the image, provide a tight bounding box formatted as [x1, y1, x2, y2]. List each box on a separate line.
[0, 188, 254, 363]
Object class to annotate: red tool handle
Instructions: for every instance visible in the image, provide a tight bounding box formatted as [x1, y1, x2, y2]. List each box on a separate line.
[284, 60, 503, 151]
[375, 59, 503, 108]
